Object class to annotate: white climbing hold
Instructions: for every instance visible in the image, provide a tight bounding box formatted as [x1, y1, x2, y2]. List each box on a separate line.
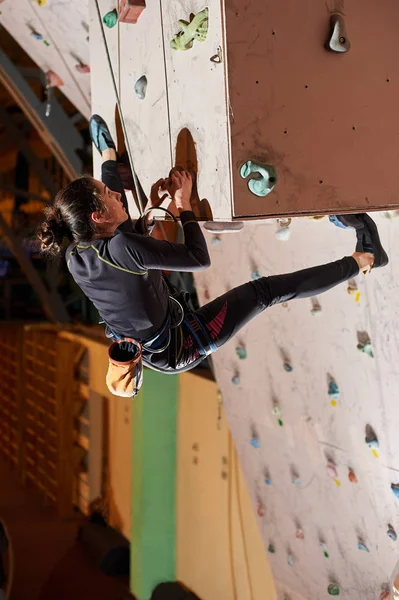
[276, 226, 291, 241]
[135, 75, 148, 99]
[328, 14, 350, 53]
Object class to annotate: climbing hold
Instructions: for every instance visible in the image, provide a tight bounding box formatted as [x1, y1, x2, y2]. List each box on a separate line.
[392, 484, 399, 500]
[211, 235, 221, 245]
[119, 0, 146, 24]
[257, 502, 265, 517]
[135, 75, 147, 100]
[240, 160, 278, 197]
[380, 593, 390, 600]
[328, 381, 340, 401]
[311, 298, 322, 316]
[75, 63, 90, 74]
[171, 8, 209, 51]
[326, 461, 338, 479]
[272, 404, 281, 417]
[268, 543, 275, 553]
[320, 542, 329, 558]
[292, 476, 301, 486]
[287, 553, 294, 567]
[365, 425, 379, 449]
[33, 0, 47, 5]
[357, 341, 374, 358]
[357, 540, 369, 552]
[232, 375, 240, 385]
[275, 226, 291, 241]
[204, 288, 210, 300]
[328, 583, 340, 596]
[327, 13, 350, 53]
[210, 46, 223, 63]
[251, 269, 261, 280]
[296, 529, 304, 540]
[43, 40, 50, 47]
[103, 9, 118, 28]
[388, 525, 397, 541]
[348, 468, 358, 484]
[46, 70, 63, 88]
[347, 280, 361, 303]
[264, 477, 272, 485]
[204, 221, 244, 233]
[283, 362, 293, 373]
[278, 419, 283, 427]
[30, 30, 43, 41]
[250, 437, 261, 449]
[235, 345, 247, 360]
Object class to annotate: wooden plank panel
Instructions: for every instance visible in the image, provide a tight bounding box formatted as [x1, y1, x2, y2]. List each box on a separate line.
[119, 0, 172, 218]
[226, 0, 399, 218]
[161, 1, 232, 221]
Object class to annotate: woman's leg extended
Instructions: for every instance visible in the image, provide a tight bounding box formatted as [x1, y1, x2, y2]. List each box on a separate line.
[195, 256, 359, 349]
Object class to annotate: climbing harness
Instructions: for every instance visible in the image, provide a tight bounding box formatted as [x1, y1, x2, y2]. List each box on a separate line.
[93, 0, 145, 215]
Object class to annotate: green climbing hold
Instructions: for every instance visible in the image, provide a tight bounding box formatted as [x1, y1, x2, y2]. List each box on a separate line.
[170, 8, 209, 51]
[103, 9, 118, 28]
[283, 362, 293, 373]
[240, 160, 278, 197]
[235, 346, 247, 360]
[278, 419, 283, 427]
[268, 543, 275, 553]
[43, 40, 50, 46]
[357, 341, 374, 358]
[328, 584, 340, 596]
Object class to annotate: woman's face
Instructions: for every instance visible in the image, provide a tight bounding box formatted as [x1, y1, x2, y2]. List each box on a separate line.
[92, 179, 128, 231]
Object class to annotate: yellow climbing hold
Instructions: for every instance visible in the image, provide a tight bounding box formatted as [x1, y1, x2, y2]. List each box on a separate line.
[347, 287, 361, 303]
[33, 0, 47, 5]
[372, 449, 379, 459]
[330, 399, 337, 407]
[171, 8, 209, 51]
[334, 479, 341, 487]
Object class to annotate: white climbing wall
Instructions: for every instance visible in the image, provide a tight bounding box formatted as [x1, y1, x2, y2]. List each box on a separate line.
[0, 0, 91, 119]
[194, 214, 399, 600]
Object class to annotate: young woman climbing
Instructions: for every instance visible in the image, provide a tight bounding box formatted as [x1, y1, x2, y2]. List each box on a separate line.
[37, 115, 388, 395]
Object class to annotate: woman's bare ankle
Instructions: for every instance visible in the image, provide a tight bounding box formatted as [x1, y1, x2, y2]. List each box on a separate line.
[352, 252, 374, 273]
[102, 148, 117, 162]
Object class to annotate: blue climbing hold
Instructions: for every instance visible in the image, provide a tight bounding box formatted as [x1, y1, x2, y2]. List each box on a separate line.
[388, 525, 397, 541]
[357, 541, 369, 552]
[31, 31, 43, 40]
[211, 235, 221, 245]
[392, 484, 399, 499]
[283, 362, 293, 372]
[251, 437, 261, 449]
[329, 215, 353, 230]
[232, 375, 240, 385]
[264, 477, 272, 485]
[251, 269, 261, 280]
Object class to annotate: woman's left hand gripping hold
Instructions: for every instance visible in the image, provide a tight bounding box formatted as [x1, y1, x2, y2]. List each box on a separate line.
[144, 178, 170, 225]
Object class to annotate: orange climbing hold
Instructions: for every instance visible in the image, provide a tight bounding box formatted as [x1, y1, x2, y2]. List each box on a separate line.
[348, 468, 358, 483]
[119, 0, 146, 24]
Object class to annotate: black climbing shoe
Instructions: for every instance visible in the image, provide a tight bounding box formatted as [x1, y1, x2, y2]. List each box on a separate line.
[89, 114, 117, 155]
[335, 213, 389, 269]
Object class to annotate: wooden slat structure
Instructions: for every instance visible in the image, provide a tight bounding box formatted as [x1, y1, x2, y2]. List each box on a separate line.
[0, 324, 86, 518]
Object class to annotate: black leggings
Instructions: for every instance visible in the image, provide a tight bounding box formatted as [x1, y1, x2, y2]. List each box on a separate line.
[100, 160, 359, 372]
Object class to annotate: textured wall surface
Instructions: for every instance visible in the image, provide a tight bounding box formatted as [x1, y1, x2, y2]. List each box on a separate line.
[194, 214, 399, 600]
[1, 0, 91, 118]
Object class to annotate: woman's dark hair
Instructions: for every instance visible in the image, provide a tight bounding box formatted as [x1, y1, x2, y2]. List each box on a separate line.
[37, 176, 106, 257]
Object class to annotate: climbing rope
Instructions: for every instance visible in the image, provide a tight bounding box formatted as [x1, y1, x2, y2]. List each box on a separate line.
[93, 0, 145, 215]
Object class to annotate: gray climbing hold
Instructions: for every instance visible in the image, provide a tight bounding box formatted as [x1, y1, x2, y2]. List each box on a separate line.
[388, 525, 397, 541]
[365, 425, 379, 449]
[240, 160, 278, 197]
[135, 75, 147, 100]
[328, 14, 350, 53]
[287, 553, 294, 567]
[232, 375, 240, 385]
